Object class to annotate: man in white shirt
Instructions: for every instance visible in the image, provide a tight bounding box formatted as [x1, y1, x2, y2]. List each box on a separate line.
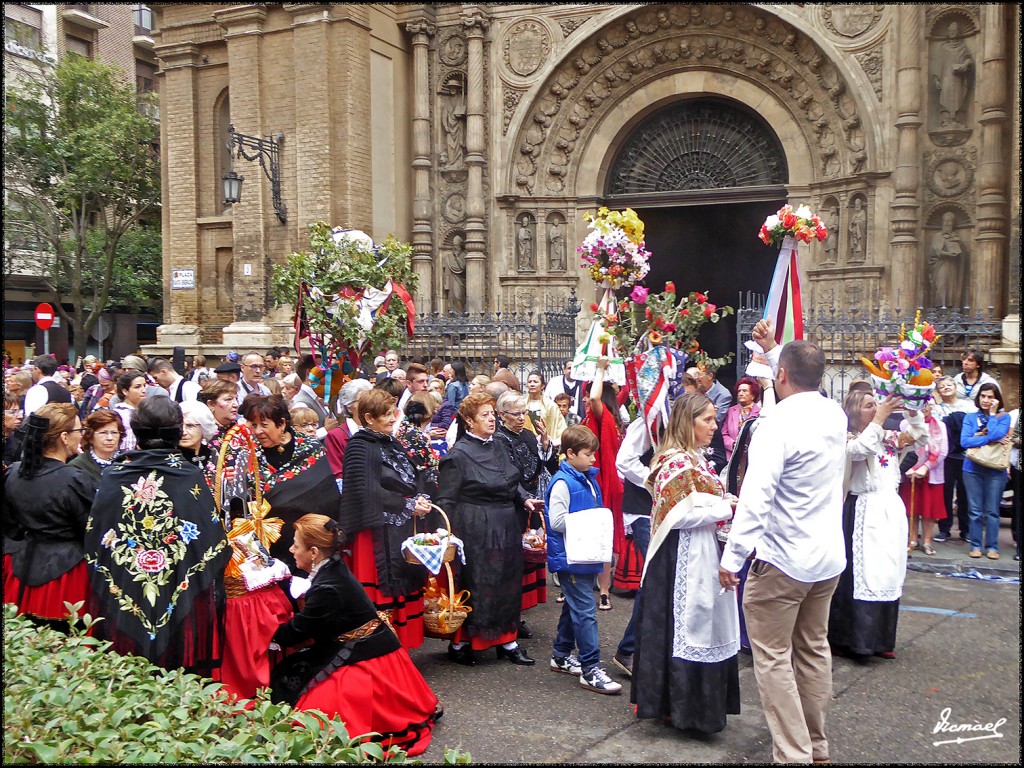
[719, 320, 847, 765]
[24, 355, 73, 416]
[238, 353, 271, 402]
[149, 358, 201, 403]
[544, 360, 584, 421]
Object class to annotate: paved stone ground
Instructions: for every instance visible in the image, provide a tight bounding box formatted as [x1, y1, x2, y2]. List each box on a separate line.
[410, 519, 1020, 764]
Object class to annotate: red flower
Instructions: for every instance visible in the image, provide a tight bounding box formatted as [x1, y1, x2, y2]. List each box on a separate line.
[135, 549, 166, 574]
[782, 213, 798, 229]
[759, 226, 771, 245]
[590, 303, 600, 312]
[795, 227, 813, 244]
[609, 265, 623, 276]
[645, 308, 653, 320]
[665, 281, 676, 294]
[922, 324, 936, 342]
[662, 322, 677, 333]
[654, 317, 665, 329]
[163, 534, 177, 545]
[283, 471, 295, 480]
[703, 305, 714, 318]
[681, 308, 690, 316]
[695, 293, 706, 304]
[307, 456, 316, 466]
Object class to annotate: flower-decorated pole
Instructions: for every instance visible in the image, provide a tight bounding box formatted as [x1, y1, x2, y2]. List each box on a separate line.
[759, 204, 828, 346]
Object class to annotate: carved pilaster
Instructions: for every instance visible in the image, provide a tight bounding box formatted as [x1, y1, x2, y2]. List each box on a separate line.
[972, 3, 1008, 314]
[888, 5, 923, 311]
[406, 18, 436, 311]
[461, 9, 489, 312]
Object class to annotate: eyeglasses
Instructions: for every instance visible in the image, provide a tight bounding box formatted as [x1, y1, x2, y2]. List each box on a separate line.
[3, 409, 23, 416]
[183, 422, 201, 430]
[66, 428, 86, 434]
[503, 410, 527, 418]
[244, 364, 265, 371]
[94, 430, 122, 438]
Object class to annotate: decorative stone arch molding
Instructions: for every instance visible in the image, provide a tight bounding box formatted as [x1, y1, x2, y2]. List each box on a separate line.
[504, 4, 881, 198]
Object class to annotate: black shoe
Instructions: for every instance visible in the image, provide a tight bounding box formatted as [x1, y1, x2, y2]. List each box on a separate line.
[447, 643, 476, 666]
[496, 645, 535, 665]
[517, 619, 533, 639]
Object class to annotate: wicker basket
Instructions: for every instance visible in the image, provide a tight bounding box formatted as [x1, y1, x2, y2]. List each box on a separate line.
[423, 561, 469, 638]
[522, 511, 547, 564]
[404, 504, 458, 566]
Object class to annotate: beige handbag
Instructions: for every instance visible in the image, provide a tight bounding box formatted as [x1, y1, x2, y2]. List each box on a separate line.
[965, 441, 1011, 471]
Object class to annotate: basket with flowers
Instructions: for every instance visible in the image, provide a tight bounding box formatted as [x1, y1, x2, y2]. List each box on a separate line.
[577, 207, 652, 290]
[758, 204, 829, 248]
[859, 311, 940, 411]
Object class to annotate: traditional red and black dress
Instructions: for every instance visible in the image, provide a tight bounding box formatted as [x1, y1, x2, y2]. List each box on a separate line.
[84, 449, 231, 676]
[340, 429, 427, 649]
[435, 432, 532, 651]
[269, 554, 439, 755]
[3, 458, 97, 624]
[582, 408, 628, 587]
[493, 423, 557, 611]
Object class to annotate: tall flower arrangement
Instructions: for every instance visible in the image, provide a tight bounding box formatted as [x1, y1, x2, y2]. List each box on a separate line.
[859, 311, 940, 411]
[577, 207, 652, 290]
[758, 204, 828, 247]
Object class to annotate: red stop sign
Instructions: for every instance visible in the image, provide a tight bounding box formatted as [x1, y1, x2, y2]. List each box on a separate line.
[34, 303, 55, 331]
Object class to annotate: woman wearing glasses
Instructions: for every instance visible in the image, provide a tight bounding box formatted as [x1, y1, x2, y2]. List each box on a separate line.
[3, 392, 24, 470]
[3, 402, 97, 628]
[69, 410, 126, 481]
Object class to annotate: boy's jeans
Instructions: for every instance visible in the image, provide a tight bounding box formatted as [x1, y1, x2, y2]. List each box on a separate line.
[553, 570, 600, 672]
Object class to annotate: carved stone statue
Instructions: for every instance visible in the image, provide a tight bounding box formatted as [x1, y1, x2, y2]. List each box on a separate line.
[822, 206, 839, 264]
[933, 22, 973, 129]
[929, 212, 966, 308]
[848, 198, 866, 262]
[517, 216, 535, 271]
[446, 234, 467, 313]
[442, 99, 466, 169]
[548, 219, 566, 271]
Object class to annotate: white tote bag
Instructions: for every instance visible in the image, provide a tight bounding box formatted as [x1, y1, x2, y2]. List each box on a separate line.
[564, 507, 614, 565]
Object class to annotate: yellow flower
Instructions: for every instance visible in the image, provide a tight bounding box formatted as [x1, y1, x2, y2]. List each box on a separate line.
[598, 332, 612, 344]
[142, 516, 156, 530]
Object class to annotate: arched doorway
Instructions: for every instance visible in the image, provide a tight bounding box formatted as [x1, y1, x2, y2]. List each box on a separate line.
[605, 97, 789, 388]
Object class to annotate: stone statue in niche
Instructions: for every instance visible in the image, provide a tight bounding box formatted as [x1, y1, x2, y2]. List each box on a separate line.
[445, 234, 467, 313]
[548, 219, 566, 271]
[441, 92, 466, 170]
[517, 216, 535, 271]
[928, 212, 967, 308]
[848, 198, 867, 263]
[933, 22, 973, 129]
[822, 206, 839, 264]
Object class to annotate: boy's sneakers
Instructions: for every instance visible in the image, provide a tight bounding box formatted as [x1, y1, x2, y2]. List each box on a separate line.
[611, 651, 633, 678]
[550, 653, 583, 676]
[579, 666, 622, 695]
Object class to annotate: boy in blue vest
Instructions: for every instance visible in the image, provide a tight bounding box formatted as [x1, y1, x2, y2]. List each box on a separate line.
[544, 425, 622, 695]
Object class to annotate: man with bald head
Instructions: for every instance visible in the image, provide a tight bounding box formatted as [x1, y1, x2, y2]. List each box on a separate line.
[238, 352, 271, 403]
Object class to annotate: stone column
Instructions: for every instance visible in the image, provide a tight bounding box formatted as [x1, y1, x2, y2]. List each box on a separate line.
[972, 3, 1008, 314]
[461, 9, 489, 313]
[888, 5, 922, 312]
[214, 6, 274, 347]
[152, 41, 202, 349]
[406, 18, 436, 312]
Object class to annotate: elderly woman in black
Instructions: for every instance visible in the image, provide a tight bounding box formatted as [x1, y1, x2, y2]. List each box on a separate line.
[436, 392, 543, 666]
[3, 403, 96, 628]
[85, 397, 230, 674]
[340, 388, 431, 649]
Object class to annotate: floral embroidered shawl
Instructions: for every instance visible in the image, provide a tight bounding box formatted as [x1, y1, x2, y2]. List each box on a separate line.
[648, 449, 725, 537]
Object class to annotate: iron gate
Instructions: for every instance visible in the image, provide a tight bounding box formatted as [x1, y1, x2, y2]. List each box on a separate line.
[736, 292, 1004, 400]
[403, 292, 581, 385]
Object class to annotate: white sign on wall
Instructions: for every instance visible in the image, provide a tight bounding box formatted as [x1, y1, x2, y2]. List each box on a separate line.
[171, 269, 195, 290]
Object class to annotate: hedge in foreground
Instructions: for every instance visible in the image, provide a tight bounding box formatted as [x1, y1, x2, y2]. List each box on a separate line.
[3, 603, 471, 764]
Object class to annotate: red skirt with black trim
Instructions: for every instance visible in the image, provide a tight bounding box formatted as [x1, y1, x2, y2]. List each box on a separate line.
[520, 557, 547, 611]
[612, 536, 644, 593]
[295, 647, 438, 756]
[219, 585, 294, 700]
[345, 530, 424, 650]
[2, 555, 88, 621]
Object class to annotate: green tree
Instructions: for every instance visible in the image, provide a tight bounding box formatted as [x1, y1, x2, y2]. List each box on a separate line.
[4, 55, 161, 358]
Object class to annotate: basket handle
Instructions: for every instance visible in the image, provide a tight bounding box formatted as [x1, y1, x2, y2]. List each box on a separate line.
[524, 506, 546, 537]
[410, 502, 453, 536]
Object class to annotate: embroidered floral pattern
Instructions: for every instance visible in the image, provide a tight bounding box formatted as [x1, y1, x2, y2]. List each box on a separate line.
[258, 434, 326, 494]
[397, 419, 439, 487]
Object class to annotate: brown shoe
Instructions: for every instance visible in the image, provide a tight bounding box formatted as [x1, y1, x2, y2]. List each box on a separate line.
[969, 549, 982, 558]
[986, 551, 1000, 560]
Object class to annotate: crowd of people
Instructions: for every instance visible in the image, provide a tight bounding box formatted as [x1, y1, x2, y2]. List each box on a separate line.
[2, 334, 1019, 760]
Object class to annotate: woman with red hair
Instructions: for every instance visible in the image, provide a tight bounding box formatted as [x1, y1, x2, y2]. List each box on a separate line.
[721, 377, 763, 462]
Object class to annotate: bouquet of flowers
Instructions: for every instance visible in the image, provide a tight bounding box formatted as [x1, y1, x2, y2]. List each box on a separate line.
[577, 207, 652, 290]
[758, 204, 828, 248]
[859, 311, 940, 411]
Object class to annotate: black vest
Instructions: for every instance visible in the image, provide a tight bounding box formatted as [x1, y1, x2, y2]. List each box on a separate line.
[621, 445, 654, 517]
[41, 380, 72, 404]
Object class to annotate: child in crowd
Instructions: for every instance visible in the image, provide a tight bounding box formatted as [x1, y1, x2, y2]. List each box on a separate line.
[554, 392, 581, 428]
[544, 425, 622, 695]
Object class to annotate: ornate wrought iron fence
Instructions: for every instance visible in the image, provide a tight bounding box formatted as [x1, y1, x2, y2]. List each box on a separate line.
[736, 292, 1004, 400]
[404, 292, 581, 385]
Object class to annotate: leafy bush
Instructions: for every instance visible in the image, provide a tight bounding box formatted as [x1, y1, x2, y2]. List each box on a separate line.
[3, 603, 470, 764]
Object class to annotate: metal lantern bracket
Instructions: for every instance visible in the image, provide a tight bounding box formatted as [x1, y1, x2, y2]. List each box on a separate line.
[227, 123, 287, 224]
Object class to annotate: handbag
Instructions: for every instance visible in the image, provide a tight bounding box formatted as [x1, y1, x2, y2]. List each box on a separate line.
[966, 441, 1011, 471]
[564, 507, 613, 565]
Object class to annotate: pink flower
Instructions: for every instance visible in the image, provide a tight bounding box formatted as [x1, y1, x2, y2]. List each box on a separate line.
[135, 549, 166, 574]
[131, 476, 160, 504]
[630, 285, 649, 304]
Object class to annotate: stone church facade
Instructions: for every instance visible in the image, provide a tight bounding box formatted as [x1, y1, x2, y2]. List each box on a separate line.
[149, 3, 1019, 365]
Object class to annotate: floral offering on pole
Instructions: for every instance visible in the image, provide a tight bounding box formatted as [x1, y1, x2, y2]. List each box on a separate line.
[271, 222, 417, 401]
[859, 311, 940, 411]
[758, 203, 828, 347]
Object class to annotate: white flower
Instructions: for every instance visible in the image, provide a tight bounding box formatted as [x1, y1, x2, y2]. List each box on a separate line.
[765, 214, 780, 229]
[795, 205, 813, 221]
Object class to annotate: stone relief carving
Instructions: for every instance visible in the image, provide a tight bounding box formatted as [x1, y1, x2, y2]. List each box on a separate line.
[445, 233, 467, 313]
[443, 193, 466, 224]
[516, 214, 536, 272]
[440, 78, 466, 171]
[853, 47, 883, 101]
[847, 195, 867, 264]
[439, 34, 466, 66]
[557, 16, 587, 39]
[927, 210, 968, 308]
[547, 215, 566, 271]
[508, 5, 869, 195]
[923, 146, 977, 202]
[822, 5, 885, 38]
[931, 21, 974, 130]
[502, 86, 524, 135]
[503, 20, 551, 78]
[820, 202, 840, 264]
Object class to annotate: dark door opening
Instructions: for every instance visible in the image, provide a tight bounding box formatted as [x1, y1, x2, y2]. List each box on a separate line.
[635, 200, 786, 390]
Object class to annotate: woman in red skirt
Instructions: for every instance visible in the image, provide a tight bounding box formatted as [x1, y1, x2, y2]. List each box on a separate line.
[3, 403, 96, 629]
[900, 404, 949, 556]
[340, 388, 431, 649]
[271, 514, 440, 756]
